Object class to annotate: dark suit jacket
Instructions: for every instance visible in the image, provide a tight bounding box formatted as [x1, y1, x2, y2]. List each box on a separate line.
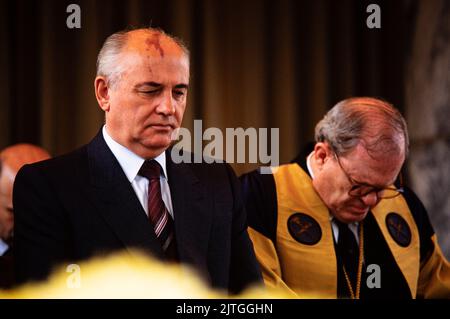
[13, 130, 261, 293]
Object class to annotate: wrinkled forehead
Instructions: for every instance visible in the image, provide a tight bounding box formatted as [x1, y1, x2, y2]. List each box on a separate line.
[345, 142, 405, 185]
[124, 30, 187, 60]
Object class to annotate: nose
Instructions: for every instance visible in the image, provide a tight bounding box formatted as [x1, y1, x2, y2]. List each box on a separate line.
[360, 192, 379, 207]
[156, 91, 176, 116]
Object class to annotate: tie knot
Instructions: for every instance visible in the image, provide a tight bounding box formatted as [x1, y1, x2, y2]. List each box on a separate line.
[335, 219, 358, 247]
[335, 219, 349, 231]
[335, 219, 358, 242]
[139, 160, 161, 180]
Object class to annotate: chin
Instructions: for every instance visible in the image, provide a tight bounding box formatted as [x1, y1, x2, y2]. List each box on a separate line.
[336, 210, 368, 224]
[352, 213, 368, 223]
[141, 134, 172, 147]
[347, 211, 368, 223]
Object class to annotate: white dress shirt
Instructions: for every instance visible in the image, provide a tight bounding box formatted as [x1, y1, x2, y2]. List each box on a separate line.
[102, 126, 174, 219]
[0, 238, 9, 256]
[306, 151, 359, 245]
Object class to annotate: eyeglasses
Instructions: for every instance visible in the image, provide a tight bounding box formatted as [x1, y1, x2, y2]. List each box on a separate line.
[334, 153, 404, 199]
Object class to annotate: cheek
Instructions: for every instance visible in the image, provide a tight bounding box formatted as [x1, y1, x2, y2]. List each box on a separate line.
[109, 102, 130, 123]
[328, 178, 351, 205]
[0, 208, 9, 223]
[129, 103, 155, 126]
[5, 214, 13, 226]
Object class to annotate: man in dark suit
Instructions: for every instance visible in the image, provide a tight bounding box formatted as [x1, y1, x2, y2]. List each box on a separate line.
[13, 28, 261, 294]
[0, 144, 50, 289]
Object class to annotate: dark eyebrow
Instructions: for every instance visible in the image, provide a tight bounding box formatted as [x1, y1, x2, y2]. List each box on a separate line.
[174, 84, 189, 90]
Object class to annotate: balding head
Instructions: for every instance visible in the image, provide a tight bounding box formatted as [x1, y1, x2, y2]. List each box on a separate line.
[96, 28, 189, 88]
[314, 97, 409, 160]
[125, 29, 188, 58]
[0, 144, 50, 240]
[0, 144, 50, 174]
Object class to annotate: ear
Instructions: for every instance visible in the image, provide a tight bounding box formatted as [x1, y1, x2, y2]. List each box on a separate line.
[313, 142, 333, 168]
[94, 76, 111, 112]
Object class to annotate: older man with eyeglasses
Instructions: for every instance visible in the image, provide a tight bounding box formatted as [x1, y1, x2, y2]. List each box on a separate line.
[240, 97, 450, 299]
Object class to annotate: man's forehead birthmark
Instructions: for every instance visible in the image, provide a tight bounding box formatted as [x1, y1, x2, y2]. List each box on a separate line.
[145, 34, 164, 58]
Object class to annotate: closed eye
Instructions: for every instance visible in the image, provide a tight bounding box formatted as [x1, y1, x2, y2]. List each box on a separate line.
[173, 90, 186, 98]
[135, 82, 162, 95]
[139, 89, 161, 95]
[173, 84, 188, 99]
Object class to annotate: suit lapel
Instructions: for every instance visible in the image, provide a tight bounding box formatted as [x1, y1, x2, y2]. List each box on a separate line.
[166, 150, 212, 271]
[86, 131, 164, 258]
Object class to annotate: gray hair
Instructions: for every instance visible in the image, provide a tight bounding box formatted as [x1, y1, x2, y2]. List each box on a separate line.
[96, 27, 190, 88]
[314, 97, 409, 158]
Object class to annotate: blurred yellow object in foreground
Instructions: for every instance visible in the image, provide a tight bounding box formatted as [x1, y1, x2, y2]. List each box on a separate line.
[0, 250, 291, 299]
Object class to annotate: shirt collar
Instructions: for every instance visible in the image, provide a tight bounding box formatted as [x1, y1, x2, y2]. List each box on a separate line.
[306, 151, 315, 179]
[0, 238, 9, 256]
[330, 215, 359, 228]
[102, 125, 168, 182]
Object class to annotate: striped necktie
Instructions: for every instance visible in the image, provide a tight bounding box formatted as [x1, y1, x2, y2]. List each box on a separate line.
[139, 160, 176, 256]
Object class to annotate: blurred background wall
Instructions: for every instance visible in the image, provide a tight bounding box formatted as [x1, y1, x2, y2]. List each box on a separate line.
[0, 0, 449, 257]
